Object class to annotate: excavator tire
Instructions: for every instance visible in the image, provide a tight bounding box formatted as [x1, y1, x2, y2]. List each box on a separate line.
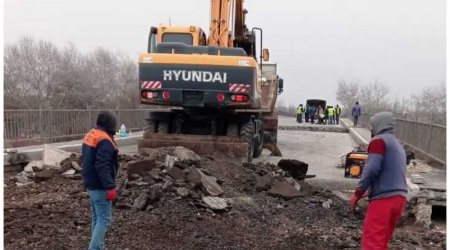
[240, 120, 254, 162]
[145, 120, 156, 133]
[253, 130, 264, 158]
[157, 121, 170, 134]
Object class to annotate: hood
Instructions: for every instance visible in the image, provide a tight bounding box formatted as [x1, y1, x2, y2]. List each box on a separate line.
[370, 111, 395, 136]
[96, 111, 117, 136]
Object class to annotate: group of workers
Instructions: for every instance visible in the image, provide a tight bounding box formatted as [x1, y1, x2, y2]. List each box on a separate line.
[296, 104, 342, 125]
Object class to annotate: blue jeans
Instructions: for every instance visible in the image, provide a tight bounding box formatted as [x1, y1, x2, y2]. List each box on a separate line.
[87, 189, 112, 250]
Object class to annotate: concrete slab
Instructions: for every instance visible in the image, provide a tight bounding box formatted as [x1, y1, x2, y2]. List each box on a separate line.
[4, 132, 144, 165]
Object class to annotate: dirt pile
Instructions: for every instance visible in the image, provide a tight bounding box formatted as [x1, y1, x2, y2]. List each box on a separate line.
[4, 146, 446, 250]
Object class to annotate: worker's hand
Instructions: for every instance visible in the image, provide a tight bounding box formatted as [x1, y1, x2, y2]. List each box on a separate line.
[350, 189, 365, 212]
[106, 189, 117, 202]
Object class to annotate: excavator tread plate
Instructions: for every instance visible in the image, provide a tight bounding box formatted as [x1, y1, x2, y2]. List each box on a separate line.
[139, 133, 249, 162]
[143, 132, 243, 142]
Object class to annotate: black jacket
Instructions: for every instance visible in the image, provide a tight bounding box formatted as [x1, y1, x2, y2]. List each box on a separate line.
[82, 128, 118, 190]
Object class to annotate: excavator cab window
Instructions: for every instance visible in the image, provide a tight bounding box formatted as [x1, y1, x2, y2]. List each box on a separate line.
[162, 33, 193, 45]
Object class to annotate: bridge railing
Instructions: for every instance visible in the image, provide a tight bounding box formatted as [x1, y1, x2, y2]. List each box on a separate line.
[359, 113, 446, 166]
[4, 109, 153, 148]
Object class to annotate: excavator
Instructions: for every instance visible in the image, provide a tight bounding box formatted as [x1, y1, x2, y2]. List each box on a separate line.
[138, 0, 283, 162]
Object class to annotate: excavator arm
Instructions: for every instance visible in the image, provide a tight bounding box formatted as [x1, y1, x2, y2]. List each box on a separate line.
[208, 0, 232, 47]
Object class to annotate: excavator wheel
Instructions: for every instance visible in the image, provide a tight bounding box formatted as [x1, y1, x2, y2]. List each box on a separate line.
[240, 120, 255, 162]
[253, 130, 264, 158]
[145, 120, 156, 133]
[157, 121, 170, 134]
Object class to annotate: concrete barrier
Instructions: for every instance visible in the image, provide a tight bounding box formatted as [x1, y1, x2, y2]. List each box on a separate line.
[278, 125, 348, 133]
[4, 133, 143, 166]
[340, 119, 369, 146]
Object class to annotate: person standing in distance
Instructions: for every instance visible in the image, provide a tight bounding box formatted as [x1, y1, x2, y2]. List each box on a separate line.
[350, 111, 407, 249]
[335, 104, 341, 125]
[352, 101, 362, 127]
[82, 111, 119, 250]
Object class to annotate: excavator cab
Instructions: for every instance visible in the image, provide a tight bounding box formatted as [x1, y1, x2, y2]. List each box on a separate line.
[147, 25, 208, 53]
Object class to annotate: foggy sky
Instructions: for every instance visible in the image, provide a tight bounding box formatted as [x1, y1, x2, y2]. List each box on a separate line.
[4, 0, 446, 106]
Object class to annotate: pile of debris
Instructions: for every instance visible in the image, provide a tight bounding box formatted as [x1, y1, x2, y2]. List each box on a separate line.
[9, 144, 149, 188]
[4, 145, 446, 250]
[115, 147, 315, 212]
[10, 145, 83, 187]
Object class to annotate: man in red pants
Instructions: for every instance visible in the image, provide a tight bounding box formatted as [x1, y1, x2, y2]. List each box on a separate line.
[350, 111, 407, 250]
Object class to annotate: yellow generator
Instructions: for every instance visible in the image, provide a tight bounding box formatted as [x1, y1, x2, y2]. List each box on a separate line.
[344, 151, 368, 178]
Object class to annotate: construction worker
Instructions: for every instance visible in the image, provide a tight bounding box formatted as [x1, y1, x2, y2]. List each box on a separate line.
[305, 105, 310, 123]
[327, 106, 335, 125]
[296, 104, 305, 123]
[309, 105, 317, 124]
[335, 104, 341, 125]
[82, 111, 119, 250]
[317, 106, 325, 124]
[350, 111, 407, 249]
[352, 101, 362, 127]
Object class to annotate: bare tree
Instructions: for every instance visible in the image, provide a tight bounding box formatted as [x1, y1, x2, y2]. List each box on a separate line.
[335, 78, 446, 125]
[336, 80, 359, 115]
[4, 37, 139, 110]
[358, 80, 390, 114]
[411, 82, 446, 124]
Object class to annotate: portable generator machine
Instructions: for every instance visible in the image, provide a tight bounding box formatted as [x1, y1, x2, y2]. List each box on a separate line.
[344, 151, 368, 178]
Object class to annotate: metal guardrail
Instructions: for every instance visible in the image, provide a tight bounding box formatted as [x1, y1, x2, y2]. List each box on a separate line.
[359, 113, 446, 165]
[4, 109, 153, 148]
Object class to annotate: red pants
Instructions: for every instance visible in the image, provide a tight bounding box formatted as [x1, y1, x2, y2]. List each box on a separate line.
[362, 195, 406, 250]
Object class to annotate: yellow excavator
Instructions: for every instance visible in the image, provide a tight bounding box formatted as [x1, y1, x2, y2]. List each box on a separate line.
[138, 0, 283, 162]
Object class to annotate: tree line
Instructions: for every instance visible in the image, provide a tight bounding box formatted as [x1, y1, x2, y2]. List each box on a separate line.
[335, 80, 446, 125]
[4, 37, 139, 110]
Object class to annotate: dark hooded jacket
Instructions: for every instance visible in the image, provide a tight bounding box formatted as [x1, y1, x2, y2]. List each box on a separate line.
[352, 104, 361, 117]
[357, 111, 407, 200]
[82, 111, 119, 190]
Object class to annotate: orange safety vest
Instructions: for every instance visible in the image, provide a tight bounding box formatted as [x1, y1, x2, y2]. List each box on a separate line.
[83, 129, 117, 150]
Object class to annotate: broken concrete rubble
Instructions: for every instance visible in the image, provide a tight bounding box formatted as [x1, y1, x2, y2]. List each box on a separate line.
[15, 171, 32, 184]
[149, 168, 162, 181]
[148, 184, 162, 204]
[186, 167, 202, 187]
[164, 155, 177, 169]
[24, 161, 44, 173]
[34, 170, 54, 182]
[277, 159, 308, 179]
[167, 166, 186, 180]
[322, 199, 332, 209]
[176, 187, 190, 198]
[173, 146, 201, 162]
[285, 177, 301, 191]
[268, 180, 301, 199]
[43, 144, 72, 168]
[62, 169, 76, 176]
[126, 159, 156, 178]
[225, 196, 255, 206]
[415, 197, 432, 228]
[202, 196, 228, 211]
[71, 161, 82, 172]
[255, 173, 274, 191]
[133, 193, 149, 210]
[198, 169, 223, 196]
